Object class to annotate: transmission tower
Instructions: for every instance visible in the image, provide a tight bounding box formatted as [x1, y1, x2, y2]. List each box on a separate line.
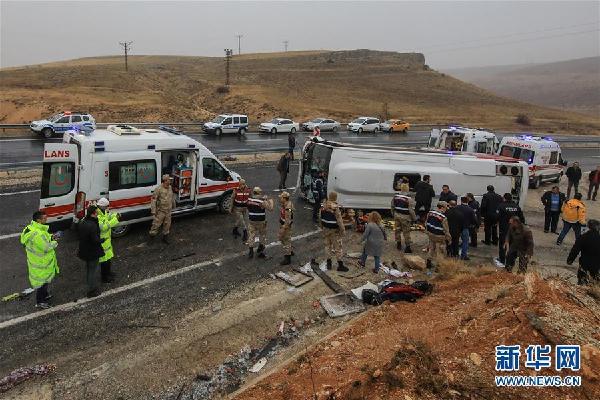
[283, 40, 289, 52]
[119, 41, 133, 71]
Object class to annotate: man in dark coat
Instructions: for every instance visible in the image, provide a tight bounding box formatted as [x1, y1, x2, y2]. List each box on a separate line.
[541, 186, 566, 234]
[496, 193, 525, 265]
[588, 165, 600, 201]
[78, 205, 105, 298]
[287, 133, 296, 159]
[445, 200, 465, 258]
[456, 196, 477, 260]
[567, 219, 600, 285]
[565, 161, 582, 198]
[414, 175, 435, 224]
[277, 152, 291, 189]
[439, 185, 458, 203]
[480, 185, 503, 245]
[466, 193, 481, 247]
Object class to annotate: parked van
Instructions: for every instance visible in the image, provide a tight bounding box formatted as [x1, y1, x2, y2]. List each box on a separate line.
[40, 125, 240, 235]
[298, 137, 528, 209]
[428, 126, 498, 154]
[497, 135, 564, 188]
[203, 114, 249, 136]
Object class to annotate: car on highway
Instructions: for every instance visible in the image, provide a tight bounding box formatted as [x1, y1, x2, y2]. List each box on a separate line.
[301, 118, 342, 133]
[347, 117, 381, 133]
[30, 111, 96, 139]
[259, 118, 299, 134]
[381, 119, 410, 133]
[202, 114, 249, 136]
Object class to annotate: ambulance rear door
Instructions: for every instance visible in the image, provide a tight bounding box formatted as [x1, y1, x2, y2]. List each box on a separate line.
[107, 151, 161, 223]
[40, 143, 79, 230]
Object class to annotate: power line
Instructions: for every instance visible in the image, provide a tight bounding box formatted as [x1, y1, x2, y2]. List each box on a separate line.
[425, 28, 599, 55]
[283, 40, 289, 52]
[119, 41, 133, 71]
[235, 34, 243, 55]
[402, 20, 599, 52]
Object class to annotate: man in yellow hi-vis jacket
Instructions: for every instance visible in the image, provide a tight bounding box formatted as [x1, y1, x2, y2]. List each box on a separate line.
[97, 197, 120, 283]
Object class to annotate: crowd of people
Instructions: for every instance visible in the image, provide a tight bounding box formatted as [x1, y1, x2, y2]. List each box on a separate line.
[18, 157, 600, 310]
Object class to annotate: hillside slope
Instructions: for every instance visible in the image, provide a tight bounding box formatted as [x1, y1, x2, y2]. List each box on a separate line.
[1, 50, 599, 133]
[444, 57, 600, 117]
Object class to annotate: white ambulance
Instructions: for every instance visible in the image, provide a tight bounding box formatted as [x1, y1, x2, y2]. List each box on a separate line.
[497, 135, 564, 188]
[428, 126, 498, 154]
[40, 125, 241, 235]
[298, 137, 528, 209]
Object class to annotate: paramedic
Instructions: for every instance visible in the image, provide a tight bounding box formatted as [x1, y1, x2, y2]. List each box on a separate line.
[278, 191, 294, 265]
[541, 186, 565, 234]
[149, 174, 176, 244]
[504, 216, 534, 274]
[557, 193, 586, 245]
[425, 201, 451, 270]
[391, 187, 416, 253]
[567, 219, 600, 285]
[566, 161, 582, 198]
[231, 178, 250, 242]
[481, 185, 502, 246]
[78, 205, 104, 298]
[317, 191, 348, 272]
[97, 197, 120, 283]
[246, 187, 273, 259]
[414, 175, 435, 224]
[496, 193, 525, 266]
[20, 211, 59, 309]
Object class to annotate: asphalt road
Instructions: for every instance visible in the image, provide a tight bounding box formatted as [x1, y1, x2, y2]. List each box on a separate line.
[1, 129, 599, 170]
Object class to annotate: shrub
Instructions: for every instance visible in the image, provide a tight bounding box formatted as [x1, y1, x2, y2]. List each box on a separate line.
[216, 85, 229, 94]
[515, 113, 531, 125]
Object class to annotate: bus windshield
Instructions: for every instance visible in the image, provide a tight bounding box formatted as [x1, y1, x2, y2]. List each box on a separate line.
[500, 146, 535, 164]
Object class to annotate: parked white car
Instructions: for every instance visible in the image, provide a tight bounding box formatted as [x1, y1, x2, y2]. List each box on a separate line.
[31, 111, 96, 139]
[301, 118, 342, 132]
[347, 117, 380, 133]
[259, 118, 299, 134]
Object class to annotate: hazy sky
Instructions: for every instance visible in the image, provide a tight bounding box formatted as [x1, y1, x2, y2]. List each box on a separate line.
[1, 0, 598, 69]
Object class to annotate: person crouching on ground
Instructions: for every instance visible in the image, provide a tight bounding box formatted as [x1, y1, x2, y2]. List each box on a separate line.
[358, 211, 387, 273]
[504, 216, 534, 274]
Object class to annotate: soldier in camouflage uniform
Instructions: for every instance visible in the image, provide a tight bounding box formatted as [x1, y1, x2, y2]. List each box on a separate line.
[149, 174, 176, 244]
[317, 191, 348, 272]
[246, 187, 274, 259]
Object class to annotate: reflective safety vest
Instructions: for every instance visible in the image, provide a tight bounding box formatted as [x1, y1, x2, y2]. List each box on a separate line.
[320, 207, 339, 229]
[234, 187, 250, 207]
[247, 198, 266, 221]
[279, 206, 293, 225]
[426, 210, 447, 236]
[393, 194, 411, 215]
[98, 208, 119, 263]
[20, 220, 59, 288]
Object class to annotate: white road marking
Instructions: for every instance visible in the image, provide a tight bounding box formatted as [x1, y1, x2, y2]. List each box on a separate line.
[0, 229, 320, 330]
[0, 232, 21, 240]
[246, 139, 285, 142]
[0, 189, 40, 196]
[0, 161, 41, 166]
[272, 187, 296, 192]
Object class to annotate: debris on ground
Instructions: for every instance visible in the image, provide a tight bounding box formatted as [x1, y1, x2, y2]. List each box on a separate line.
[275, 271, 313, 287]
[350, 281, 379, 300]
[0, 364, 57, 393]
[1, 288, 34, 302]
[320, 293, 365, 317]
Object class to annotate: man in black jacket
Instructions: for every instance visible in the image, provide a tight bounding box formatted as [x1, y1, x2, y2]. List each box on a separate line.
[78, 205, 105, 298]
[456, 196, 477, 260]
[566, 161, 582, 198]
[288, 133, 296, 159]
[496, 193, 525, 265]
[445, 200, 464, 258]
[567, 219, 600, 285]
[480, 185, 502, 245]
[541, 186, 566, 234]
[439, 185, 458, 203]
[414, 175, 435, 224]
[466, 193, 481, 247]
[277, 152, 291, 189]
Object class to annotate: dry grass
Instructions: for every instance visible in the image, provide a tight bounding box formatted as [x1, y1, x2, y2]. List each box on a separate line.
[1, 50, 598, 134]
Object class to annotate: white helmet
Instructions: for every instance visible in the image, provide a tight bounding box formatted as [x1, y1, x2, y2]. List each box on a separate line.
[97, 197, 109, 207]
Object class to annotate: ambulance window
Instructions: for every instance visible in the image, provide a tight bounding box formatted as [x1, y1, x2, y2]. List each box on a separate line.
[393, 173, 421, 191]
[41, 162, 75, 198]
[109, 160, 157, 190]
[56, 116, 70, 123]
[71, 115, 82, 123]
[549, 151, 558, 164]
[233, 117, 240, 124]
[476, 141, 487, 153]
[202, 158, 229, 181]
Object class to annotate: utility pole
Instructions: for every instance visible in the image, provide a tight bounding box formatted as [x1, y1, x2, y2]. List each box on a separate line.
[224, 48, 233, 86]
[119, 41, 133, 71]
[283, 40, 289, 52]
[235, 34, 243, 55]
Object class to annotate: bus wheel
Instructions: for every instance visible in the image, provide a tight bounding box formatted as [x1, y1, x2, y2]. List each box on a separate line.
[219, 191, 233, 213]
[112, 225, 130, 238]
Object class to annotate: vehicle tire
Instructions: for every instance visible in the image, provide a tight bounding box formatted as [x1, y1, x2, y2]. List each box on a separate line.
[389, 127, 394, 133]
[111, 224, 130, 238]
[238, 127, 247, 136]
[373, 127, 379, 134]
[358, 127, 363, 134]
[215, 128, 222, 137]
[403, 128, 408, 134]
[290, 127, 296, 134]
[271, 128, 277, 134]
[42, 128, 53, 139]
[219, 191, 233, 213]
[332, 126, 338, 133]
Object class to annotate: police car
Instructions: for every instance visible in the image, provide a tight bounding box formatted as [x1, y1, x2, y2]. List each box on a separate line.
[30, 111, 96, 139]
